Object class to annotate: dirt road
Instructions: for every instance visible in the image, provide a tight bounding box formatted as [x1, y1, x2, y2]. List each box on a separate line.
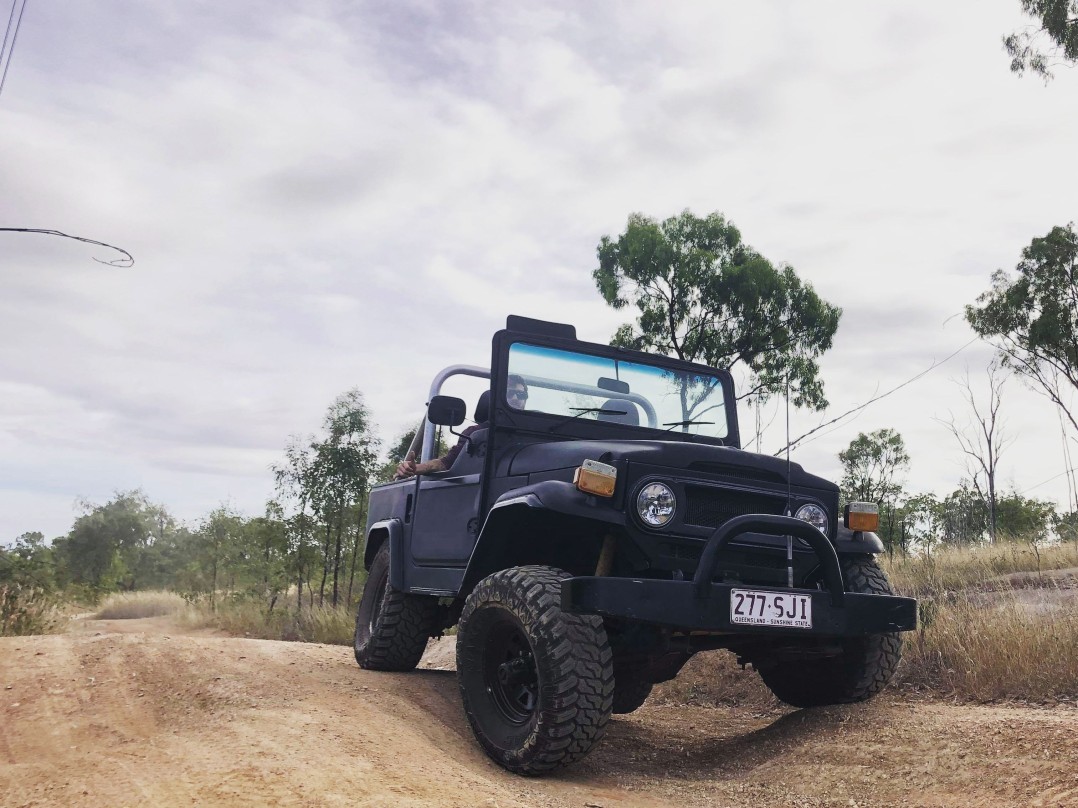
[2, 618, 1076, 808]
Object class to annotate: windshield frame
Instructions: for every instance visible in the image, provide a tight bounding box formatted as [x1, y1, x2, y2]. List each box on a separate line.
[489, 329, 740, 449]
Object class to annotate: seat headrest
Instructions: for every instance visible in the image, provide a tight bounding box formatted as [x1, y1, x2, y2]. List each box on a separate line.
[474, 390, 491, 423]
[597, 398, 639, 426]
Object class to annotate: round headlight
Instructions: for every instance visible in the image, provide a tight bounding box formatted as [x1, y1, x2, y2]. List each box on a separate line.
[795, 503, 829, 534]
[637, 482, 676, 528]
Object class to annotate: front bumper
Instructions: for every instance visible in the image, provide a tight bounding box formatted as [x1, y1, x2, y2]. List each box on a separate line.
[562, 513, 917, 637]
[562, 577, 916, 636]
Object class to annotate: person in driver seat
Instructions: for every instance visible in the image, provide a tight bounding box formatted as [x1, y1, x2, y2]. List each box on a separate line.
[394, 376, 528, 479]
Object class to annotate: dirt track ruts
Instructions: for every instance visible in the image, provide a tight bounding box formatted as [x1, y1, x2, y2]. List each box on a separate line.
[2, 617, 1077, 808]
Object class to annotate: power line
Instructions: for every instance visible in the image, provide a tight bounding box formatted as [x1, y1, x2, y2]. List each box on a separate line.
[0, 0, 29, 101]
[0, 228, 134, 266]
[772, 336, 980, 455]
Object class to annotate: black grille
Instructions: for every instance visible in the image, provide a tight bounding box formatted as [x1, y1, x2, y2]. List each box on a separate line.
[684, 485, 786, 528]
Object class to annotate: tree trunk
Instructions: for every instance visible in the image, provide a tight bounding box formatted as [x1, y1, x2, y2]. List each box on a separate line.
[346, 494, 367, 605]
[318, 518, 332, 606]
[331, 506, 344, 607]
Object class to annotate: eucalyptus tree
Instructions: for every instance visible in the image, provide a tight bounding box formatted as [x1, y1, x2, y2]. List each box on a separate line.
[1003, 0, 1078, 80]
[839, 430, 910, 555]
[966, 224, 1078, 433]
[594, 210, 841, 413]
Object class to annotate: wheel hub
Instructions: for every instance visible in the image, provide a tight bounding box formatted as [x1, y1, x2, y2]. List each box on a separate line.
[485, 622, 539, 724]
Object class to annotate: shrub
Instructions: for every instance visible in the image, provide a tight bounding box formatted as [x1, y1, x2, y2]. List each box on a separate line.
[93, 590, 190, 620]
[186, 596, 355, 645]
[0, 584, 64, 636]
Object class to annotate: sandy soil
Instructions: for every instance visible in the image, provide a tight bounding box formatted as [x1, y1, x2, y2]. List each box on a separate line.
[1, 617, 1076, 808]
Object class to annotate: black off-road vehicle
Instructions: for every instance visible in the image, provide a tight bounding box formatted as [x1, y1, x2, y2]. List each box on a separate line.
[354, 315, 916, 775]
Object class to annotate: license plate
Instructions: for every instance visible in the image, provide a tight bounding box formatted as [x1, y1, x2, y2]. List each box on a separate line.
[730, 589, 812, 629]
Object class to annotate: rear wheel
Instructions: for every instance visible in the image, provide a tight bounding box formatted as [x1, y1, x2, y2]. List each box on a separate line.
[756, 556, 902, 708]
[456, 566, 614, 775]
[353, 542, 438, 671]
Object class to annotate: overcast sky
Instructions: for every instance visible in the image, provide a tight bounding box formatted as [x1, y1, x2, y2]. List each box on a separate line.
[2, 1, 1077, 542]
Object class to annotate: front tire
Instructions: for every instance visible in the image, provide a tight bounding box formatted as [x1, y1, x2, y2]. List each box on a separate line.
[353, 542, 438, 671]
[757, 556, 903, 708]
[456, 566, 614, 775]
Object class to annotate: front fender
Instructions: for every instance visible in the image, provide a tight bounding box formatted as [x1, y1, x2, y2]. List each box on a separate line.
[835, 524, 885, 554]
[458, 481, 624, 596]
[365, 519, 405, 589]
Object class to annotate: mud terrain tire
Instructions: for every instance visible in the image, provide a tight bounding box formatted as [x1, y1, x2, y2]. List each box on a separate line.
[456, 566, 614, 775]
[757, 556, 902, 708]
[353, 542, 438, 671]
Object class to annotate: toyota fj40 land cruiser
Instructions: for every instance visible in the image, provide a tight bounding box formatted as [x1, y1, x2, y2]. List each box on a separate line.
[354, 315, 916, 775]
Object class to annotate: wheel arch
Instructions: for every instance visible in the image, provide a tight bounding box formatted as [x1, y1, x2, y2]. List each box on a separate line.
[364, 519, 404, 586]
[459, 486, 624, 598]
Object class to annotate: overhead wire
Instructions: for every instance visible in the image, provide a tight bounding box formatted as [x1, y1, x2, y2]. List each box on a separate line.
[0, 228, 134, 266]
[0, 0, 28, 100]
[772, 336, 980, 456]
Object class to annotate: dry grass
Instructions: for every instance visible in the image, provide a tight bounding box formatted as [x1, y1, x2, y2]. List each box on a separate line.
[883, 541, 1078, 599]
[93, 590, 191, 620]
[0, 584, 65, 636]
[663, 543, 1078, 705]
[896, 586, 1078, 702]
[186, 597, 356, 645]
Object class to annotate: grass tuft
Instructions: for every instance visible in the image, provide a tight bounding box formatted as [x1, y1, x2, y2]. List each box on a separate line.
[93, 590, 190, 620]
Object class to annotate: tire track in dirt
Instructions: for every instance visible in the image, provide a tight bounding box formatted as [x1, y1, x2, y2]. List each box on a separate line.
[2, 619, 1076, 808]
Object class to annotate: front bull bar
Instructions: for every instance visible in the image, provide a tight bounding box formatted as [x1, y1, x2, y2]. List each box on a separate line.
[692, 514, 844, 605]
[561, 513, 918, 636]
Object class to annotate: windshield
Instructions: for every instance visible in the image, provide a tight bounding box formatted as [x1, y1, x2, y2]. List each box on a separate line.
[506, 342, 730, 439]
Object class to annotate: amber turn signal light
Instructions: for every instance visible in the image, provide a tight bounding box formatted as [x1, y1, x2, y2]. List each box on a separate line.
[844, 502, 879, 532]
[574, 459, 617, 497]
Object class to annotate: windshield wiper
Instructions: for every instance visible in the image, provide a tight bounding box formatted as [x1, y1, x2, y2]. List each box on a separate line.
[663, 420, 715, 431]
[547, 407, 627, 433]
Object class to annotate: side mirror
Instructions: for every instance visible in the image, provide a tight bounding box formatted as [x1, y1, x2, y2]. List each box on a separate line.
[427, 395, 467, 427]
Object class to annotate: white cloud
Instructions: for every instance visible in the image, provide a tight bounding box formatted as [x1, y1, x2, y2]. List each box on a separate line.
[1, 0, 1077, 540]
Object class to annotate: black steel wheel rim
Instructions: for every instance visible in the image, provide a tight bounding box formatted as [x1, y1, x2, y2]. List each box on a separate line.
[484, 618, 538, 725]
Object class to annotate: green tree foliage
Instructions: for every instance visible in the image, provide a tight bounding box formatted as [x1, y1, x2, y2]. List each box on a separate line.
[839, 430, 910, 556]
[1003, 0, 1078, 80]
[936, 484, 989, 546]
[593, 210, 841, 411]
[892, 493, 942, 556]
[273, 389, 381, 608]
[932, 485, 1057, 545]
[52, 491, 169, 592]
[839, 429, 910, 505]
[966, 224, 1078, 432]
[0, 532, 55, 590]
[995, 492, 1056, 539]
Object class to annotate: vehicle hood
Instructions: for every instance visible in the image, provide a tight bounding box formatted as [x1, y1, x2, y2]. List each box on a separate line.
[506, 438, 837, 493]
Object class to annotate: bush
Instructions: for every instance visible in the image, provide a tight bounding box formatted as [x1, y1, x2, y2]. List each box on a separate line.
[187, 595, 356, 645]
[93, 590, 191, 619]
[0, 584, 64, 636]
